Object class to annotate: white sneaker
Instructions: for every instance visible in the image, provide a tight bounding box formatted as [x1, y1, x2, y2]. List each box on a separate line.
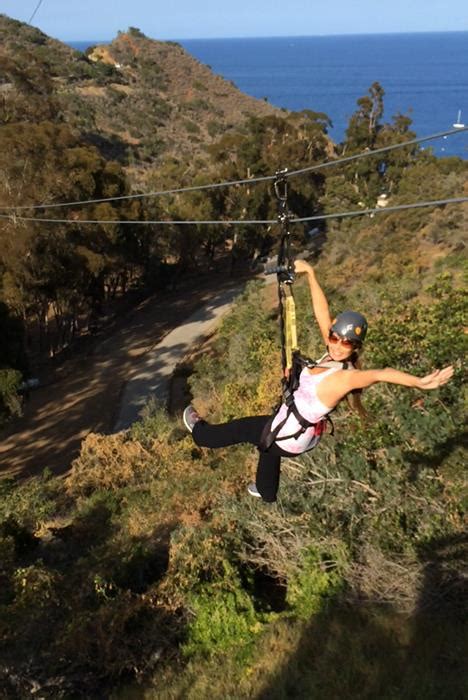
[183, 405, 201, 433]
[247, 483, 261, 498]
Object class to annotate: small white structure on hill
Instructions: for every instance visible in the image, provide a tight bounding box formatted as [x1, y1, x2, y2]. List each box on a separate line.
[376, 193, 389, 208]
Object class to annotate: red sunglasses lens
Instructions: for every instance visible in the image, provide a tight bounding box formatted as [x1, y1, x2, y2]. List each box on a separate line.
[329, 332, 355, 348]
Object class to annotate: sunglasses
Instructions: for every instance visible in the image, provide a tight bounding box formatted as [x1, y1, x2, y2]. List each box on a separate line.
[328, 331, 361, 349]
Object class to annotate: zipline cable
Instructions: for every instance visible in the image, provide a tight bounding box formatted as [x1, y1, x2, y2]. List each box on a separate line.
[1, 195, 466, 226]
[28, 0, 45, 24]
[286, 126, 468, 179]
[0, 175, 276, 212]
[293, 195, 468, 223]
[0, 215, 276, 225]
[1, 126, 466, 213]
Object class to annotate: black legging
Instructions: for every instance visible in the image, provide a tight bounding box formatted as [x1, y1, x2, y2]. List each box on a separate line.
[192, 416, 296, 502]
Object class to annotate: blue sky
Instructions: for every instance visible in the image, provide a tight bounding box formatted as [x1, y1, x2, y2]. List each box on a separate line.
[2, 0, 467, 41]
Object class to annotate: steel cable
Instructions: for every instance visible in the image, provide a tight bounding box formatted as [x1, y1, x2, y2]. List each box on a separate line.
[1, 195, 466, 226]
[0, 126, 466, 213]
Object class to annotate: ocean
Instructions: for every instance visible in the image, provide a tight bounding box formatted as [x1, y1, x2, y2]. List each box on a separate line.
[70, 33, 468, 158]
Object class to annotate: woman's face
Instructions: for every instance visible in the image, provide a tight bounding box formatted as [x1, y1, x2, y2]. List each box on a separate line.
[327, 331, 360, 362]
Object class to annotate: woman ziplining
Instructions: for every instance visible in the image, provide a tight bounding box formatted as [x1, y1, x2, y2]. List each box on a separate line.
[183, 171, 454, 502]
[182, 258, 454, 503]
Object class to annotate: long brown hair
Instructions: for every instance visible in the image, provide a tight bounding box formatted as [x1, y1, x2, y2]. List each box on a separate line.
[346, 351, 368, 422]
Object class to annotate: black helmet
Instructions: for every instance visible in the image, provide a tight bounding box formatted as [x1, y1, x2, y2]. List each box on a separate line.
[330, 311, 368, 344]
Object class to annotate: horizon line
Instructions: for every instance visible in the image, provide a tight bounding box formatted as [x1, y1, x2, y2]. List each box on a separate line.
[65, 28, 468, 43]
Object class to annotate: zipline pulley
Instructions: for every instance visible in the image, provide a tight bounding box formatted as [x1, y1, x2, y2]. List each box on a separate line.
[258, 169, 329, 452]
[273, 168, 298, 374]
[274, 169, 295, 285]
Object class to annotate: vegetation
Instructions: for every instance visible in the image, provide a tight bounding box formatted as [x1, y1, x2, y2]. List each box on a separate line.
[0, 13, 277, 170]
[0, 13, 330, 423]
[0, 13, 467, 698]
[0, 267, 465, 696]
[1, 232, 466, 697]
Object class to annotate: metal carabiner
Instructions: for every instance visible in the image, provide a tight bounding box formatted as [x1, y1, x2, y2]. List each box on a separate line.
[274, 168, 289, 204]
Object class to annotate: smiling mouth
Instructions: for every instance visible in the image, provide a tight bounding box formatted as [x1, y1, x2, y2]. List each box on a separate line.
[329, 346, 352, 359]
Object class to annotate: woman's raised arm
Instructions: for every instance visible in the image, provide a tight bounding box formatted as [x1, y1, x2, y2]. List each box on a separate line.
[294, 260, 332, 344]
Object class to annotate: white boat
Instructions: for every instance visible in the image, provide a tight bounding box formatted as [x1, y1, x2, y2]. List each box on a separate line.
[453, 110, 465, 128]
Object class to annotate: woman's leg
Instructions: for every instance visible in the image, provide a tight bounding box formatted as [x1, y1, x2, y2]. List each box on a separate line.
[192, 415, 287, 503]
[255, 450, 281, 502]
[192, 416, 270, 449]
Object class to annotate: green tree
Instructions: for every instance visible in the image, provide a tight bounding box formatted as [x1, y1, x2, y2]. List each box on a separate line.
[205, 112, 331, 264]
[344, 81, 385, 151]
[0, 301, 27, 423]
[0, 119, 141, 355]
[323, 83, 418, 210]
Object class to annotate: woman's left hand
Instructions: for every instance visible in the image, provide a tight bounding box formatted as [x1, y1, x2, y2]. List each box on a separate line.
[294, 259, 313, 275]
[418, 366, 454, 390]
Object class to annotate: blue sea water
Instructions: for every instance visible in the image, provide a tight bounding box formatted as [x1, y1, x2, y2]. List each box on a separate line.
[70, 33, 468, 158]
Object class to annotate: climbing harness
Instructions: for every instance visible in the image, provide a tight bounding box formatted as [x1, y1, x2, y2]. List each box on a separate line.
[259, 171, 352, 453]
[258, 351, 351, 453]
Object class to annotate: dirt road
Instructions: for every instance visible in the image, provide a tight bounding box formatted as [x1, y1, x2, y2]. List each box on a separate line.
[114, 282, 244, 431]
[0, 270, 252, 479]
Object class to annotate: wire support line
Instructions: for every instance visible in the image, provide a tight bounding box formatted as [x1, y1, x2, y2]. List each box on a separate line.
[1, 196, 466, 227]
[0, 215, 276, 225]
[292, 196, 468, 223]
[28, 0, 45, 24]
[286, 125, 468, 179]
[0, 175, 276, 213]
[1, 126, 467, 214]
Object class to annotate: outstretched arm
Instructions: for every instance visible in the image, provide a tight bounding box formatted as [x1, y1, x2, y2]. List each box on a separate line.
[347, 366, 455, 391]
[294, 260, 332, 344]
[317, 365, 455, 408]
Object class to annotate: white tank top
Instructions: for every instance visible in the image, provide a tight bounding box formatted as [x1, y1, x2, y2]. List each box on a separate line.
[271, 366, 340, 454]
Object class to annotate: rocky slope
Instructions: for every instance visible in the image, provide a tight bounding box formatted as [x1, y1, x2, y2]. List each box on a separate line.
[0, 15, 279, 172]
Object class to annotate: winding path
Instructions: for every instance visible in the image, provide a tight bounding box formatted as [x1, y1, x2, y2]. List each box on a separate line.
[114, 283, 244, 430]
[0, 272, 252, 479]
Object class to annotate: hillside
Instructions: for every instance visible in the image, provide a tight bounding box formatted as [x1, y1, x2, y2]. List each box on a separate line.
[0, 10, 334, 396]
[0, 15, 279, 173]
[0, 265, 466, 697]
[0, 14, 467, 695]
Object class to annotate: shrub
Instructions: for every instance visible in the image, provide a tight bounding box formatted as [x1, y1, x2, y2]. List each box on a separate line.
[0, 472, 62, 528]
[0, 367, 22, 422]
[183, 583, 262, 658]
[66, 432, 159, 495]
[286, 545, 345, 620]
[184, 119, 201, 135]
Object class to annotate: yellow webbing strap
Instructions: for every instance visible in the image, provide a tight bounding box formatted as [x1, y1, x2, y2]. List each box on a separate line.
[282, 284, 298, 371]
